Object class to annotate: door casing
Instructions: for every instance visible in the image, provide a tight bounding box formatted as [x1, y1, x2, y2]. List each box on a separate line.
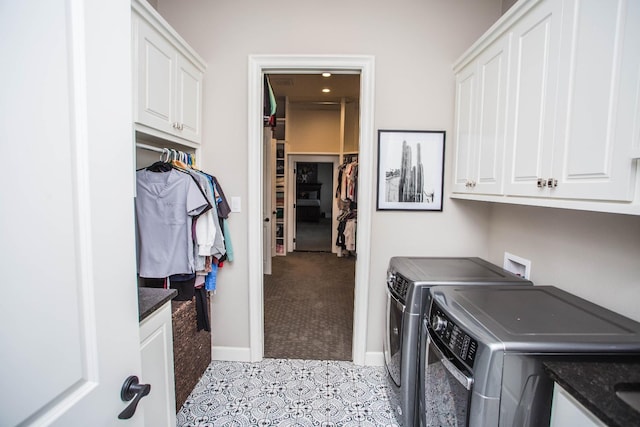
[248, 55, 375, 364]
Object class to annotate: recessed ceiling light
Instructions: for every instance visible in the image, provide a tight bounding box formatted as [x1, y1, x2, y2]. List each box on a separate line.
[322, 88, 331, 93]
[322, 72, 332, 77]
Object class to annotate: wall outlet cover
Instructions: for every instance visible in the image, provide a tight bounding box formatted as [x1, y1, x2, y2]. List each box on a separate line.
[503, 252, 531, 280]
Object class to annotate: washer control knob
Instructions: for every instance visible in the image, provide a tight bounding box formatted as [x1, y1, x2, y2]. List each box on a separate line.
[432, 315, 448, 332]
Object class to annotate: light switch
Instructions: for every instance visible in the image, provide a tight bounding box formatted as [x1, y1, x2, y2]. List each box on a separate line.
[231, 196, 241, 213]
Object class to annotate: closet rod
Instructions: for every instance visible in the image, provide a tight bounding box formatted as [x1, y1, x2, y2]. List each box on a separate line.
[136, 142, 165, 153]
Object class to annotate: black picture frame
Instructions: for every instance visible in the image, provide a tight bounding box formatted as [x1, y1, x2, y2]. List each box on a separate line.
[376, 129, 445, 211]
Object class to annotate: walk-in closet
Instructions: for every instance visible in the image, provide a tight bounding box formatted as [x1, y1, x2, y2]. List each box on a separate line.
[263, 73, 361, 361]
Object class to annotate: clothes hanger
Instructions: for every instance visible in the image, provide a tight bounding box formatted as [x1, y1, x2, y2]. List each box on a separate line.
[170, 149, 190, 170]
[146, 148, 173, 172]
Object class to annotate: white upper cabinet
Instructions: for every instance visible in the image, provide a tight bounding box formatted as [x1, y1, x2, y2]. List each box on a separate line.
[453, 34, 511, 195]
[549, 0, 640, 201]
[132, 0, 205, 145]
[451, 0, 640, 214]
[503, 0, 563, 198]
[452, 62, 477, 192]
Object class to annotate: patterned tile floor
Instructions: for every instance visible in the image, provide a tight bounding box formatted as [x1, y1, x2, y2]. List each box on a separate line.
[176, 359, 400, 426]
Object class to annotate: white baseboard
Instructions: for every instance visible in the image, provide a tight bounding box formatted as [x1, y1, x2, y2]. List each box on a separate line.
[364, 351, 384, 367]
[211, 346, 252, 362]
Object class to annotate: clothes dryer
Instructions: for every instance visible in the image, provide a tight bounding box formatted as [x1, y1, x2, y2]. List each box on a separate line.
[384, 257, 532, 426]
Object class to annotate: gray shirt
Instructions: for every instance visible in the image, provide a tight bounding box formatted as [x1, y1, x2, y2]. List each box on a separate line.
[136, 169, 209, 277]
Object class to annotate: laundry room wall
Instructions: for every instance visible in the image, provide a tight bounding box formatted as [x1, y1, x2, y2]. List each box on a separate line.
[156, 0, 502, 360]
[485, 204, 640, 322]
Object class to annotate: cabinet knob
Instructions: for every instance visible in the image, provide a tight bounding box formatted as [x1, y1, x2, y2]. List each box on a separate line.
[537, 178, 547, 188]
[547, 178, 558, 188]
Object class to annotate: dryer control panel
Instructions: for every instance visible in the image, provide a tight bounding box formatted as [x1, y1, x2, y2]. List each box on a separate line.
[430, 303, 478, 368]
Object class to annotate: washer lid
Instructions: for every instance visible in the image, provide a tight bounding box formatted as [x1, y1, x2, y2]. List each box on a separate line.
[389, 257, 529, 284]
[431, 285, 640, 352]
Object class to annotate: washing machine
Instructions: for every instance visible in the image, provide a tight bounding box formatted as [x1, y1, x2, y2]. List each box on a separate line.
[383, 257, 532, 426]
[420, 285, 640, 426]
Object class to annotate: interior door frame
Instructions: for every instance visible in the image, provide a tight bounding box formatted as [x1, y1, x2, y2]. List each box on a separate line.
[248, 55, 375, 364]
[288, 154, 340, 253]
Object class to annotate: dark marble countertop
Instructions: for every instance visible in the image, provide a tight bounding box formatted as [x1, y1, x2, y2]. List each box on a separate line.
[138, 287, 178, 321]
[544, 358, 640, 427]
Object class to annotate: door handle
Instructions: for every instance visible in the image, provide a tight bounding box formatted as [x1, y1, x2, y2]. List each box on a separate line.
[118, 375, 151, 420]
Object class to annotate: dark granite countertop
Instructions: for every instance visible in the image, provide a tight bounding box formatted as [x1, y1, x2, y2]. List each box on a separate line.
[138, 287, 178, 321]
[544, 358, 640, 427]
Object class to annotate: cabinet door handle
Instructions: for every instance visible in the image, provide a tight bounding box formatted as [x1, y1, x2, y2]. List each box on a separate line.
[547, 178, 558, 188]
[537, 178, 547, 188]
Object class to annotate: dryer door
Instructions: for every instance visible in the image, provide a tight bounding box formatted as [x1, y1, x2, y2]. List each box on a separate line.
[420, 324, 473, 427]
[384, 288, 404, 386]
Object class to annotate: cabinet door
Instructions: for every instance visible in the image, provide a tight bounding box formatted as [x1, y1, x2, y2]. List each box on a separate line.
[550, 385, 606, 427]
[452, 63, 478, 193]
[504, 0, 562, 197]
[175, 55, 203, 143]
[550, 0, 640, 201]
[136, 17, 176, 135]
[474, 34, 510, 195]
[139, 303, 177, 427]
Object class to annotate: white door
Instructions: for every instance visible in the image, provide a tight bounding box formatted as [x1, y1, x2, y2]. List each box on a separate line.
[263, 129, 273, 275]
[0, 1, 144, 426]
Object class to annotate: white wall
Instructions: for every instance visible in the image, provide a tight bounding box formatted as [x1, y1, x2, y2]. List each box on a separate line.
[485, 203, 640, 322]
[157, 0, 502, 358]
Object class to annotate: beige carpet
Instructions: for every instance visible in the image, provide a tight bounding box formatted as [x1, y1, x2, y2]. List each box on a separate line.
[264, 251, 356, 360]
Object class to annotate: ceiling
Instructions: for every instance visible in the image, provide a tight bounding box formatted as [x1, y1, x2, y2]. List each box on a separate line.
[268, 73, 360, 104]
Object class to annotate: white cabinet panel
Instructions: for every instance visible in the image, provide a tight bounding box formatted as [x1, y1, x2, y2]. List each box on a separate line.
[137, 17, 175, 133]
[452, 34, 509, 195]
[504, 0, 562, 197]
[452, 64, 477, 192]
[551, 0, 640, 201]
[176, 55, 203, 143]
[475, 35, 510, 194]
[139, 303, 176, 427]
[132, 0, 205, 145]
[550, 384, 606, 427]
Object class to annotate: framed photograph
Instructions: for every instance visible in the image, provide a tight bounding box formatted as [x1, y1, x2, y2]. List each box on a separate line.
[376, 129, 445, 211]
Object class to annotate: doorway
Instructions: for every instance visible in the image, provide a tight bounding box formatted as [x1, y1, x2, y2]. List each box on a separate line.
[264, 74, 358, 360]
[248, 55, 375, 364]
[291, 156, 339, 253]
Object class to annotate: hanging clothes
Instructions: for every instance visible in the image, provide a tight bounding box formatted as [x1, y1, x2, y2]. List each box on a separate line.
[135, 150, 234, 290]
[135, 168, 209, 278]
[335, 156, 358, 257]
